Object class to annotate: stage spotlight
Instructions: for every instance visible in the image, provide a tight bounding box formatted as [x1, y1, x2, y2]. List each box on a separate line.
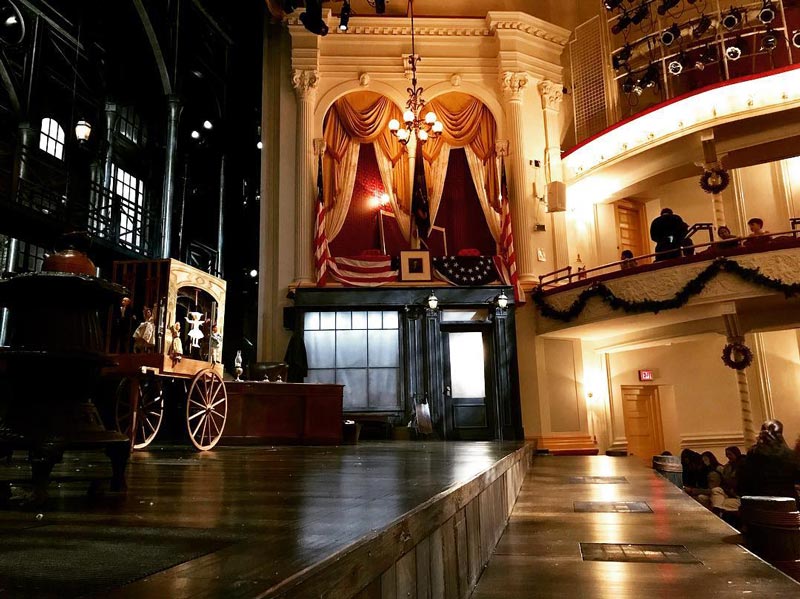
[611, 12, 633, 35]
[612, 44, 632, 70]
[638, 64, 660, 90]
[657, 0, 680, 16]
[761, 29, 779, 52]
[281, 0, 298, 13]
[631, 2, 650, 25]
[374, 0, 386, 14]
[722, 7, 742, 31]
[693, 14, 711, 39]
[339, 0, 351, 31]
[300, 0, 328, 36]
[758, 0, 776, 25]
[668, 53, 688, 75]
[726, 38, 746, 61]
[604, 0, 624, 11]
[622, 73, 636, 94]
[695, 44, 718, 70]
[792, 31, 800, 49]
[661, 23, 681, 47]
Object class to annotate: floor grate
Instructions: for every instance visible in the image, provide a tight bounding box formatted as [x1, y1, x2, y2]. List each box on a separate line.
[567, 476, 628, 484]
[574, 501, 651, 513]
[580, 543, 702, 564]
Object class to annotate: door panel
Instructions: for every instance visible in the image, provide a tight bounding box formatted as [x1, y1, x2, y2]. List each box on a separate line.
[614, 200, 647, 258]
[621, 385, 664, 463]
[442, 328, 494, 440]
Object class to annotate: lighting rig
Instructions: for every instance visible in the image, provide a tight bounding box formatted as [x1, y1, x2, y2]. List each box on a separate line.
[283, 0, 388, 37]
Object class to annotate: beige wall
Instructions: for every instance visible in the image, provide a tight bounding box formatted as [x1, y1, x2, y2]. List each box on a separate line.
[756, 329, 800, 446]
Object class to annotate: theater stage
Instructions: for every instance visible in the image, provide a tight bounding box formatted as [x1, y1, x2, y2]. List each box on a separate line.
[0, 441, 530, 598]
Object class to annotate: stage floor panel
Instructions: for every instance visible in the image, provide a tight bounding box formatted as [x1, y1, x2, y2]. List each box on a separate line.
[0, 441, 524, 598]
[472, 455, 800, 598]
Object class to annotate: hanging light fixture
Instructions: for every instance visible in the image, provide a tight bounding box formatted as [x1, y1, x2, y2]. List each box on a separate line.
[630, 2, 649, 25]
[388, 0, 443, 146]
[660, 23, 681, 47]
[760, 29, 779, 52]
[692, 14, 711, 39]
[758, 0, 776, 25]
[338, 0, 351, 32]
[657, 0, 680, 16]
[792, 30, 800, 49]
[496, 291, 509, 310]
[668, 53, 688, 75]
[426, 290, 439, 310]
[726, 37, 747, 61]
[612, 44, 632, 70]
[74, 119, 92, 143]
[722, 7, 742, 31]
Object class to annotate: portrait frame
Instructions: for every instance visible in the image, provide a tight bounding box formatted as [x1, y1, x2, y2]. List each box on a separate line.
[400, 250, 432, 282]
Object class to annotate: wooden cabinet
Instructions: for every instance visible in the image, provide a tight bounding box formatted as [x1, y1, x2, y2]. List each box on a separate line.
[221, 382, 344, 445]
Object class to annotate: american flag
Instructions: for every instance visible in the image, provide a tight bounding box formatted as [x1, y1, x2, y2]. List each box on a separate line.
[500, 156, 525, 303]
[314, 154, 330, 286]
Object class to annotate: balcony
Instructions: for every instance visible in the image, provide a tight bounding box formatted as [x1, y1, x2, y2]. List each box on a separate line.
[533, 229, 800, 339]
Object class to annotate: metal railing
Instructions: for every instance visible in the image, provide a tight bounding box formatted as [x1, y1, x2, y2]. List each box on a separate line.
[539, 226, 800, 289]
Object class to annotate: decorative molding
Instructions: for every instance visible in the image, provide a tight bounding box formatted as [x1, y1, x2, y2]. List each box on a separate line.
[358, 72, 371, 87]
[313, 138, 326, 157]
[680, 432, 746, 450]
[495, 139, 510, 157]
[486, 12, 571, 47]
[538, 79, 564, 110]
[450, 73, 462, 87]
[500, 72, 529, 102]
[291, 69, 320, 100]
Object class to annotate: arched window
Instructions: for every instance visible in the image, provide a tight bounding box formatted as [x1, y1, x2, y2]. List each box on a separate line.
[39, 117, 65, 160]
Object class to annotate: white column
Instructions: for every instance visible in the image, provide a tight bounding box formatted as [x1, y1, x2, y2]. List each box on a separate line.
[500, 72, 535, 282]
[291, 69, 319, 285]
[724, 315, 757, 446]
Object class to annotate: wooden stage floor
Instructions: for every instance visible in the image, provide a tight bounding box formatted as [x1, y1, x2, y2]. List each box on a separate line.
[0, 441, 524, 598]
[472, 455, 800, 598]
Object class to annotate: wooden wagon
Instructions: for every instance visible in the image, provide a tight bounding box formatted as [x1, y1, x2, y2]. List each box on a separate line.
[105, 259, 228, 451]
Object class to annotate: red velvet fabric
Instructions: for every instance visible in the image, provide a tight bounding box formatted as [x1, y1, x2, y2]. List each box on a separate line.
[429, 148, 496, 258]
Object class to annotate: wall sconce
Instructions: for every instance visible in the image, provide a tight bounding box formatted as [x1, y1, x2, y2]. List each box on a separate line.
[426, 290, 439, 310]
[74, 119, 92, 143]
[496, 291, 509, 310]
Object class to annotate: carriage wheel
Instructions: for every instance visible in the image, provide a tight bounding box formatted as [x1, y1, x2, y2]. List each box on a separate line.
[185, 369, 227, 451]
[115, 378, 164, 450]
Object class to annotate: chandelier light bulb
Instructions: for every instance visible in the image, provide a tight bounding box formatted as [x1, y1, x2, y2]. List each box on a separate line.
[418, 129, 429, 142]
[403, 109, 415, 124]
[388, 119, 400, 132]
[432, 121, 444, 134]
[397, 129, 409, 141]
[425, 111, 437, 125]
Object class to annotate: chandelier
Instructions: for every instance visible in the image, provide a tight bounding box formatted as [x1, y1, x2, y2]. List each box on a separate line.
[388, 0, 443, 145]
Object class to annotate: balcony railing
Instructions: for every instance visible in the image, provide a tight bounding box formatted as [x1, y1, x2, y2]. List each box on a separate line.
[538, 224, 800, 291]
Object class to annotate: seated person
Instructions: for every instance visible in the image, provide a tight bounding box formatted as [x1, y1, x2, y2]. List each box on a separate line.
[710, 446, 744, 513]
[738, 419, 800, 506]
[716, 226, 740, 249]
[745, 218, 771, 247]
[619, 249, 638, 270]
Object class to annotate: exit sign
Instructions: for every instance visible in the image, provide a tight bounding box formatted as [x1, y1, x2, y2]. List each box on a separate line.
[639, 370, 654, 381]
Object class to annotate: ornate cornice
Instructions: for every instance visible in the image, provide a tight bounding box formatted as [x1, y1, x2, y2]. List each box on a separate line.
[489, 20, 569, 46]
[538, 80, 564, 110]
[500, 72, 529, 102]
[291, 69, 320, 100]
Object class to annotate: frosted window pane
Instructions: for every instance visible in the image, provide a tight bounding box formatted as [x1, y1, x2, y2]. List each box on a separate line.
[448, 332, 486, 398]
[320, 312, 336, 330]
[368, 311, 383, 329]
[352, 311, 368, 329]
[337, 369, 368, 409]
[304, 311, 320, 331]
[306, 369, 335, 384]
[336, 330, 368, 368]
[382, 311, 399, 329]
[369, 369, 399, 409]
[441, 310, 487, 323]
[368, 330, 399, 367]
[336, 311, 352, 329]
[305, 330, 335, 368]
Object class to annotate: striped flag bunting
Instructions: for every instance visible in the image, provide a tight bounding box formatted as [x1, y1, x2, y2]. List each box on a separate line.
[314, 154, 330, 286]
[499, 156, 525, 303]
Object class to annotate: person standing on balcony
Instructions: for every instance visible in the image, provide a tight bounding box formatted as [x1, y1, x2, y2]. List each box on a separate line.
[650, 208, 689, 261]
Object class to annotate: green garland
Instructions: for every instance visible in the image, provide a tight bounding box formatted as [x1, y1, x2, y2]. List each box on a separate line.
[533, 257, 800, 323]
[722, 342, 754, 370]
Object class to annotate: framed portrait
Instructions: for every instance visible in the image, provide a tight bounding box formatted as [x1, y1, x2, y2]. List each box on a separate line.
[400, 250, 432, 281]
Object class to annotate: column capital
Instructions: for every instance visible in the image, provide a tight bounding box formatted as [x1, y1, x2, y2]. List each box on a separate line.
[538, 80, 564, 111]
[291, 69, 320, 100]
[495, 139, 510, 157]
[500, 72, 529, 103]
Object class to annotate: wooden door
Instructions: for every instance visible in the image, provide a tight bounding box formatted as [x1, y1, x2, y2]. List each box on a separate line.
[620, 385, 664, 462]
[442, 328, 495, 440]
[614, 200, 647, 258]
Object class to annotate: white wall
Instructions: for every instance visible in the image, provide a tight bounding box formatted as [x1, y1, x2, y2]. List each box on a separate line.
[757, 329, 800, 446]
[607, 337, 744, 457]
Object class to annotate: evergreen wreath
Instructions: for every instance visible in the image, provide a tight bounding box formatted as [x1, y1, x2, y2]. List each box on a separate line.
[532, 257, 800, 323]
[722, 342, 754, 370]
[699, 167, 730, 194]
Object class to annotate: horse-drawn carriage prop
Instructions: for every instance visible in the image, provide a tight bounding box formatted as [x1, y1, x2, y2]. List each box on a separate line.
[106, 259, 228, 451]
